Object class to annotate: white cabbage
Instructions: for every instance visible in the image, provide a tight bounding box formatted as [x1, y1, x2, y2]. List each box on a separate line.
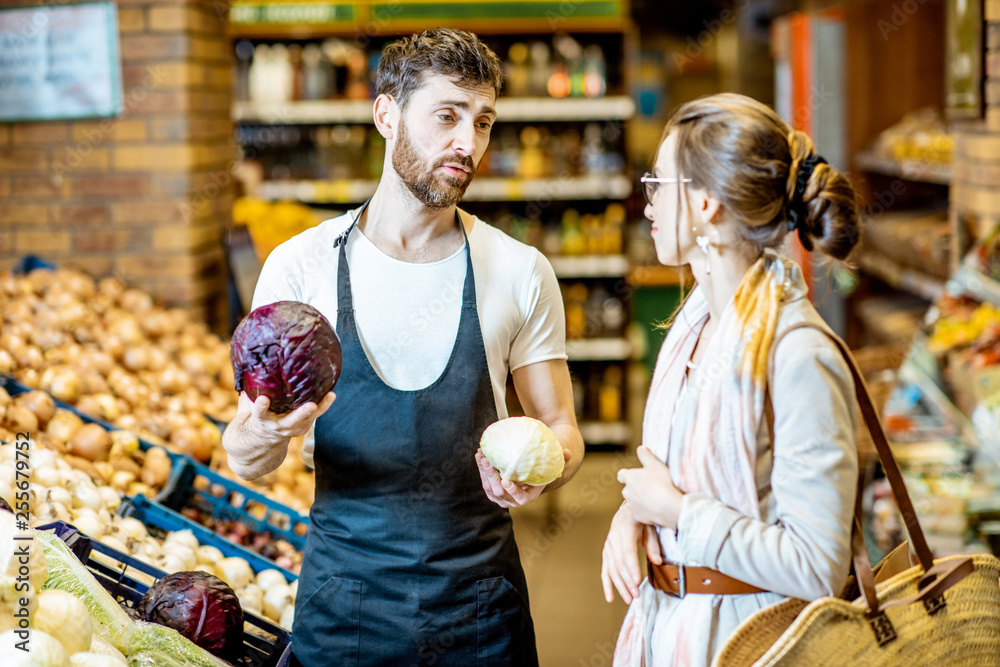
[480, 417, 564, 486]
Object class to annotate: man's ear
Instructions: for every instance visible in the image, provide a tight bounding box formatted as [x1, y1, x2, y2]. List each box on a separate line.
[373, 94, 395, 140]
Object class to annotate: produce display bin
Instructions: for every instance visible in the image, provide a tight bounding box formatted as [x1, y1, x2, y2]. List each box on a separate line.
[0, 374, 189, 504]
[38, 521, 293, 667]
[160, 458, 309, 551]
[119, 494, 297, 582]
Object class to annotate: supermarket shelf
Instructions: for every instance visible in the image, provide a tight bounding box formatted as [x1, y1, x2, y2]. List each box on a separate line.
[256, 175, 632, 203]
[234, 96, 636, 124]
[856, 248, 945, 302]
[626, 265, 690, 287]
[549, 255, 629, 278]
[578, 421, 631, 446]
[951, 264, 1000, 307]
[566, 337, 632, 361]
[854, 151, 951, 185]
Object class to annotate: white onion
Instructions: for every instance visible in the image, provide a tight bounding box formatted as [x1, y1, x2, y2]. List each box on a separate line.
[73, 485, 104, 512]
[159, 554, 187, 574]
[164, 529, 199, 551]
[97, 486, 120, 511]
[47, 487, 73, 507]
[116, 516, 147, 540]
[72, 513, 105, 539]
[216, 557, 253, 591]
[254, 569, 288, 593]
[161, 542, 197, 571]
[34, 465, 62, 488]
[263, 583, 293, 621]
[279, 603, 295, 631]
[238, 584, 263, 615]
[196, 545, 224, 566]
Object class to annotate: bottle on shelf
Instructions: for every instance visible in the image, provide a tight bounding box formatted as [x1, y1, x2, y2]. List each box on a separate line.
[565, 283, 589, 339]
[505, 42, 531, 98]
[560, 209, 586, 256]
[301, 44, 329, 101]
[517, 127, 546, 180]
[586, 284, 609, 337]
[528, 42, 551, 97]
[598, 365, 623, 422]
[234, 40, 254, 102]
[582, 45, 607, 98]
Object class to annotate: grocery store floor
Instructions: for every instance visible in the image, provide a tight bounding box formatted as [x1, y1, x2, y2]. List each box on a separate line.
[511, 450, 637, 667]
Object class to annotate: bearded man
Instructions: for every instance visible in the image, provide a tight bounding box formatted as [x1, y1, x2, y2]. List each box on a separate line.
[222, 28, 584, 667]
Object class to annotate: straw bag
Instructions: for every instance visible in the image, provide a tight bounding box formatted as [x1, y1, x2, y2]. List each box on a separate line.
[715, 324, 1000, 667]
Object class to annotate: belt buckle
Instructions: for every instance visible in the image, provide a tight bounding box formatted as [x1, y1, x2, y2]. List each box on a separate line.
[668, 563, 687, 599]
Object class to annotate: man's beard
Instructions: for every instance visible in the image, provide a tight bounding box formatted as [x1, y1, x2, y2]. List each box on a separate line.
[391, 121, 477, 209]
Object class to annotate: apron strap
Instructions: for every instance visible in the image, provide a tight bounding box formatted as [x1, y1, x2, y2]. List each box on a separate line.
[335, 200, 474, 312]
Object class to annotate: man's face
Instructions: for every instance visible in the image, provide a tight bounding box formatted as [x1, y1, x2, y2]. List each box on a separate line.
[390, 75, 496, 208]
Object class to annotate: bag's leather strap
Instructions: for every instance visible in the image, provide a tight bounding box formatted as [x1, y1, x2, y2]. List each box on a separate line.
[767, 322, 935, 571]
[767, 322, 973, 617]
[647, 559, 766, 597]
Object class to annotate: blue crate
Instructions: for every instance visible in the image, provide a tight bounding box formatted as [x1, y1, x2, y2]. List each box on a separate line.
[12, 255, 56, 274]
[161, 459, 309, 552]
[0, 374, 188, 504]
[119, 494, 297, 583]
[37, 521, 292, 667]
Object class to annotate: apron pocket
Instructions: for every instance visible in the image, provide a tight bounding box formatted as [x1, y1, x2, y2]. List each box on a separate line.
[292, 575, 362, 667]
[476, 576, 532, 667]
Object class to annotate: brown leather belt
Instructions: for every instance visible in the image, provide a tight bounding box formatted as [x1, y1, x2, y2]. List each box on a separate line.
[647, 559, 766, 597]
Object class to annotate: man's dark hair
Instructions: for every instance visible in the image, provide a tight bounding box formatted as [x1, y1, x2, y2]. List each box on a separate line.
[376, 28, 504, 109]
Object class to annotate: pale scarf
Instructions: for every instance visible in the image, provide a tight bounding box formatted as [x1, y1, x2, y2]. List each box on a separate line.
[614, 250, 806, 667]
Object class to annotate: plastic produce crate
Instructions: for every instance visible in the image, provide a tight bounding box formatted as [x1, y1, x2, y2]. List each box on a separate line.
[119, 494, 297, 582]
[161, 459, 309, 552]
[0, 374, 188, 504]
[37, 521, 293, 667]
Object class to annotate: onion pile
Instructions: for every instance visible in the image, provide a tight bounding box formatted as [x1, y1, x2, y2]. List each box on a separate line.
[0, 268, 316, 512]
[0, 269, 236, 463]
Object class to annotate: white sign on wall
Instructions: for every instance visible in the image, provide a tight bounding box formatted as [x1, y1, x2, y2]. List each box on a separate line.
[0, 2, 123, 122]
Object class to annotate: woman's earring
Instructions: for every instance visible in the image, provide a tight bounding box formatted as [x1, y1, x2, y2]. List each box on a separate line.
[696, 228, 711, 274]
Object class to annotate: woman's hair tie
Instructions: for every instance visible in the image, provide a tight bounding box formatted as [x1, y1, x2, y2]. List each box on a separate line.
[786, 154, 827, 236]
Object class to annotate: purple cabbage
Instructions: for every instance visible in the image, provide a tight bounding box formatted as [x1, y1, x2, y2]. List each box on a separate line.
[230, 301, 342, 414]
[137, 571, 245, 659]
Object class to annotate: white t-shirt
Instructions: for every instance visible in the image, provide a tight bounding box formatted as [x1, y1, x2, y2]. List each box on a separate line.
[251, 207, 567, 464]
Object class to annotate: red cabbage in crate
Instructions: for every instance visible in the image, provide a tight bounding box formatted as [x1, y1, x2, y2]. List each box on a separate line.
[137, 571, 244, 659]
[230, 301, 342, 414]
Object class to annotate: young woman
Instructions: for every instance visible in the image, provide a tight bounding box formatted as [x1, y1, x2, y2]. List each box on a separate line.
[602, 93, 861, 666]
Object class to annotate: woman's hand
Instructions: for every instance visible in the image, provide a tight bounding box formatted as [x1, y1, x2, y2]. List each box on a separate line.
[616, 446, 685, 530]
[601, 502, 664, 605]
[475, 448, 572, 508]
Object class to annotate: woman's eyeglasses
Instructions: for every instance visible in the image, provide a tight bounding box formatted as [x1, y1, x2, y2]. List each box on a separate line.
[640, 173, 693, 205]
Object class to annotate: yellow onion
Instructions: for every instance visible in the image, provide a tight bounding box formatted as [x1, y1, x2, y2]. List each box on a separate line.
[69, 424, 112, 462]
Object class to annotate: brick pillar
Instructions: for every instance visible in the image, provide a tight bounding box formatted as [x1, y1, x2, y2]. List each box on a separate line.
[949, 1, 1000, 267]
[0, 0, 234, 327]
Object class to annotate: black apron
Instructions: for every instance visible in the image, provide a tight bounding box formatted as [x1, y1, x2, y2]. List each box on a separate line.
[291, 203, 538, 667]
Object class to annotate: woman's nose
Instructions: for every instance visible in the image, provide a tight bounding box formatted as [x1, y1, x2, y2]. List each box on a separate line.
[644, 202, 654, 221]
